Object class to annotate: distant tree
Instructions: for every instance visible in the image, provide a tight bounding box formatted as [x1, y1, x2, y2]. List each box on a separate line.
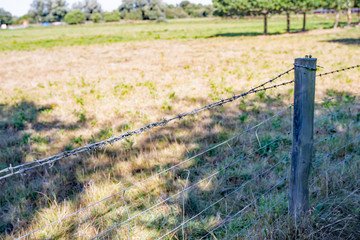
[29, 0, 68, 23]
[213, 0, 281, 34]
[48, 0, 68, 22]
[179, 1, 213, 17]
[323, 0, 349, 28]
[165, 5, 188, 18]
[212, 0, 251, 17]
[72, 1, 84, 10]
[119, 0, 165, 20]
[294, 0, 319, 31]
[0, 8, 12, 25]
[90, 12, 101, 23]
[72, 0, 102, 20]
[43, 0, 53, 21]
[147, 0, 166, 20]
[85, 0, 102, 19]
[29, 0, 46, 23]
[279, 0, 296, 33]
[103, 10, 120, 22]
[180, 1, 191, 9]
[345, 0, 353, 26]
[64, 10, 85, 24]
[12, 14, 34, 25]
[251, 0, 282, 35]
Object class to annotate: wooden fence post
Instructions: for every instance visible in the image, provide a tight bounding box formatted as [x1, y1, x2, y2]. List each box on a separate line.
[289, 56, 317, 223]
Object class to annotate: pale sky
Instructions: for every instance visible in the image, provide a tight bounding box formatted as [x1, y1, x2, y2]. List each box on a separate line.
[0, 0, 213, 16]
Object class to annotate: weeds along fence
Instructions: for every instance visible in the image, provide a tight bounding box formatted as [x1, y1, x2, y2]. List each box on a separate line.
[1, 58, 359, 239]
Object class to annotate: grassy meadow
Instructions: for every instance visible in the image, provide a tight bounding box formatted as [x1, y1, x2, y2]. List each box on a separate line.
[0, 14, 360, 239]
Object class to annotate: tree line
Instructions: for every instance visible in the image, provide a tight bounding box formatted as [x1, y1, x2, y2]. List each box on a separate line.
[0, 0, 214, 25]
[214, 0, 360, 34]
[1, 0, 359, 27]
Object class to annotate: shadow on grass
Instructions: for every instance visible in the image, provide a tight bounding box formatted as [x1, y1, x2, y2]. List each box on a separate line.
[1, 89, 359, 239]
[0, 101, 101, 234]
[327, 38, 360, 46]
[209, 31, 282, 38]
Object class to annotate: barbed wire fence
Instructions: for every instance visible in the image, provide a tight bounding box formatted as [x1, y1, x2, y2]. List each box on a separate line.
[1, 60, 359, 239]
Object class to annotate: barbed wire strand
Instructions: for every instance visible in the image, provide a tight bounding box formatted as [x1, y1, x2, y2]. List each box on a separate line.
[317, 64, 360, 77]
[156, 177, 288, 240]
[2, 103, 293, 181]
[248, 68, 294, 93]
[16, 115, 292, 240]
[89, 140, 290, 240]
[0, 76, 295, 180]
[314, 120, 360, 146]
[229, 196, 287, 240]
[313, 135, 360, 166]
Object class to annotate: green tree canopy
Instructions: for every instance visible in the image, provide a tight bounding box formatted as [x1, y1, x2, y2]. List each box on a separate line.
[103, 10, 120, 22]
[213, 0, 281, 34]
[0, 8, 12, 25]
[64, 9, 85, 24]
[29, 0, 68, 23]
[47, 0, 68, 22]
[119, 0, 166, 20]
[72, 0, 102, 20]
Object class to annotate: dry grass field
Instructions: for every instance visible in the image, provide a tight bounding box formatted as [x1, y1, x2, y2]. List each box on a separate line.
[0, 16, 360, 239]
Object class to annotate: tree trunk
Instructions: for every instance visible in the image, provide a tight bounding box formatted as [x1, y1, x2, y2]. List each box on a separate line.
[287, 11, 290, 33]
[264, 13, 268, 35]
[302, 12, 306, 31]
[334, 11, 340, 28]
[347, 8, 352, 26]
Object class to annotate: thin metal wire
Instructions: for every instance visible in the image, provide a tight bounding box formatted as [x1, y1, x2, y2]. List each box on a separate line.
[314, 102, 359, 125]
[0, 76, 295, 180]
[92, 156, 289, 240]
[92, 137, 290, 239]
[122, 191, 131, 240]
[157, 177, 288, 240]
[199, 178, 287, 240]
[315, 94, 359, 104]
[229, 196, 287, 240]
[294, 64, 317, 71]
[317, 64, 360, 77]
[313, 135, 360, 165]
[15, 106, 292, 240]
[311, 154, 357, 185]
[248, 68, 294, 94]
[314, 120, 360, 146]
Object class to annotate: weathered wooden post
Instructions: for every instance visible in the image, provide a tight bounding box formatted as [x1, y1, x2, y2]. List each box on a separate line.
[289, 56, 317, 223]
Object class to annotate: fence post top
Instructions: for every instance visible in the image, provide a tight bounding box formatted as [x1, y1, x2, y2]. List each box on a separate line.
[295, 57, 317, 61]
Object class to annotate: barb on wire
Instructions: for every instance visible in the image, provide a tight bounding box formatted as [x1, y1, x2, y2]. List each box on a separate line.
[229, 195, 287, 240]
[315, 120, 360, 146]
[317, 64, 360, 77]
[1, 70, 295, 180]
[248, 68, 294, 93]
[157, 176, 288, 240]
[16, 106, 293, 240]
